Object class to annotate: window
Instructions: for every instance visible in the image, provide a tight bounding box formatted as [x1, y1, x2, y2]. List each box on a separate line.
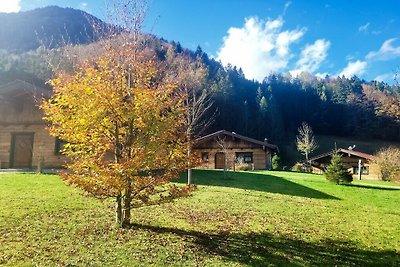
[353, 166, 369, 175]
[236, 152, 253, 163]
[201, 152, 209, 161]
[55, 137, 67, 155]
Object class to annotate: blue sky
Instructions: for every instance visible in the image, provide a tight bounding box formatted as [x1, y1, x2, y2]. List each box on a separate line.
[3, 0, 400, 83]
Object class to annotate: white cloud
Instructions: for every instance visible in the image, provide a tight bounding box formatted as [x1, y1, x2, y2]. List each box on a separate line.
[283, 1, 292, 15]
[366, 38, 400, 61]
[338, 60, 367, 77]
[290, 39, 330, 76]
[358, 22, 370, 33]
[374, 73, 394, 82]
[79, 2, 88, 10]
[0, 0, 21, 13]
[315, 72, 329, 79]
[276, 29, 304, 57]
[217, 16, 306, 81]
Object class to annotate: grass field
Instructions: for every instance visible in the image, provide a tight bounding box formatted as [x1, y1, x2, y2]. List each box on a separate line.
[1, 170, 399, 266]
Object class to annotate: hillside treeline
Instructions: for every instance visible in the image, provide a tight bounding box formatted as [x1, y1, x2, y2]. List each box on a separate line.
[1, 36, 399, 144]
[159, 42, 400, 143]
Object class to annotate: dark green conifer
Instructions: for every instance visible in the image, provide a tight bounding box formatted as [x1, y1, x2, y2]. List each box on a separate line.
[324, 153, 353, 184]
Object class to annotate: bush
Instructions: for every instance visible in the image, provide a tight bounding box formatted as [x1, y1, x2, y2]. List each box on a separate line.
[235, 158, 251, 171]
[271, 155, 281, 170]
[291, 162, 303, 172]
[374, 147, 400, 181]
[324, 153, 353, 184]
[291, 162, 313, 173]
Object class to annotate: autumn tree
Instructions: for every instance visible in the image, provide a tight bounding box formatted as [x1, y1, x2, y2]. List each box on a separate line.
[374, 147, 400, 181]
[362, 84, 400, 121]
[296, 122, 318, 168]
[41, 0, 194, 228]
[165, 47, 215, 184]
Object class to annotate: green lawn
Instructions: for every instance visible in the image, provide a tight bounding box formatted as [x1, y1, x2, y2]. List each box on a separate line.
[1, 170, 399, 266]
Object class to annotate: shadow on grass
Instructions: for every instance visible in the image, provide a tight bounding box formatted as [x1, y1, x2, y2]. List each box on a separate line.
[129, 222, 399, 266]
[344, 183, 400, 191]
[178, 170, 338, 200]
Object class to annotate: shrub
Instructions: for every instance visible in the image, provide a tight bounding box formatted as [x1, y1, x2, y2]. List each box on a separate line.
[324, 153, 353, 184]
[235, 158, 251, 171]
[374, 147, 400, 181]
[271, 154, 281, 170]
[291, 162, 312, 173]
[291, 163, 303, 172]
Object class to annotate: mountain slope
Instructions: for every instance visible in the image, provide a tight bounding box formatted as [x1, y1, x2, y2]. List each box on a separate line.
[0, 6, 105, 52]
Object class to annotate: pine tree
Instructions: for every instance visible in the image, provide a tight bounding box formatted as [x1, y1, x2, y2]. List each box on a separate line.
[324, 153, 353, 184]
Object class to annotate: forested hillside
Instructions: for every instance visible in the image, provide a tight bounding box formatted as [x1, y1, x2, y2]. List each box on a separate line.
[0, 7, 399, 156]
[158, 43, 400, 143]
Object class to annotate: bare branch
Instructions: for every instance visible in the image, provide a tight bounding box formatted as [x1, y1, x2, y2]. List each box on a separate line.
[296, 122, 318, 161]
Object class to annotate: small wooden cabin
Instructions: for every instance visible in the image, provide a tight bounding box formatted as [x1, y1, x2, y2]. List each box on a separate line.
[0, 80, 66, 169]
[309, 148, 379, 179]
[193, 130, 278, 170]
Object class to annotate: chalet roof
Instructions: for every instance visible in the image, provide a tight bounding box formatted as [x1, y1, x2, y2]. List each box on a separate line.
[194, 130, 278, 150]
[0, 80, 51, 99]
[309, 148, 377, 162]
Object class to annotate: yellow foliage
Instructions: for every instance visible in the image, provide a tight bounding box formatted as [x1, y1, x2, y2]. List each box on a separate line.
[41, 42, 195, 225]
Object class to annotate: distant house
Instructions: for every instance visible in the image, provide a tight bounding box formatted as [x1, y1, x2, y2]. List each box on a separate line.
[193, 130, 278, 170]
[0, 80, 66, 169]
[309, 148, 379, 179]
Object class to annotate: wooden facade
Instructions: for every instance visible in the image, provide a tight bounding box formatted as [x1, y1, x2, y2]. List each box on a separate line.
[193, 130, 278, 170]
[309, 148, 379, 179]
[0, 80, 67, 169]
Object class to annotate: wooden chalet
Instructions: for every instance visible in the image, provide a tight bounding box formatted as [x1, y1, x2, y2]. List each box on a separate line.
[0, 80, 66, 169]
[193, 130, 278, 170]
[309, 148, 379, 179]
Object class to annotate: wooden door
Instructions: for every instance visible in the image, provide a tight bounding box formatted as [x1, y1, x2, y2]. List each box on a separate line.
[215, 152, 226, 169]
[10, 133, 34, 168]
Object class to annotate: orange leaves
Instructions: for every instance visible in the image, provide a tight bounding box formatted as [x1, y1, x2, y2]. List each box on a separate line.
[41, 41, 194, 210]
[362, 84, 400, 121]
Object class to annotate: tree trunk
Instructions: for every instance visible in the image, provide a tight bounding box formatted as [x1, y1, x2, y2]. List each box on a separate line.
[115, 194, 122, 227]
[114, 121, 124, 227]
[187, 144, 192, 185]
[187, 134, 192, 185]
[122, 184, 132, 228]
[187, 168, 192, 185]
[305, 152, 310, 172]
